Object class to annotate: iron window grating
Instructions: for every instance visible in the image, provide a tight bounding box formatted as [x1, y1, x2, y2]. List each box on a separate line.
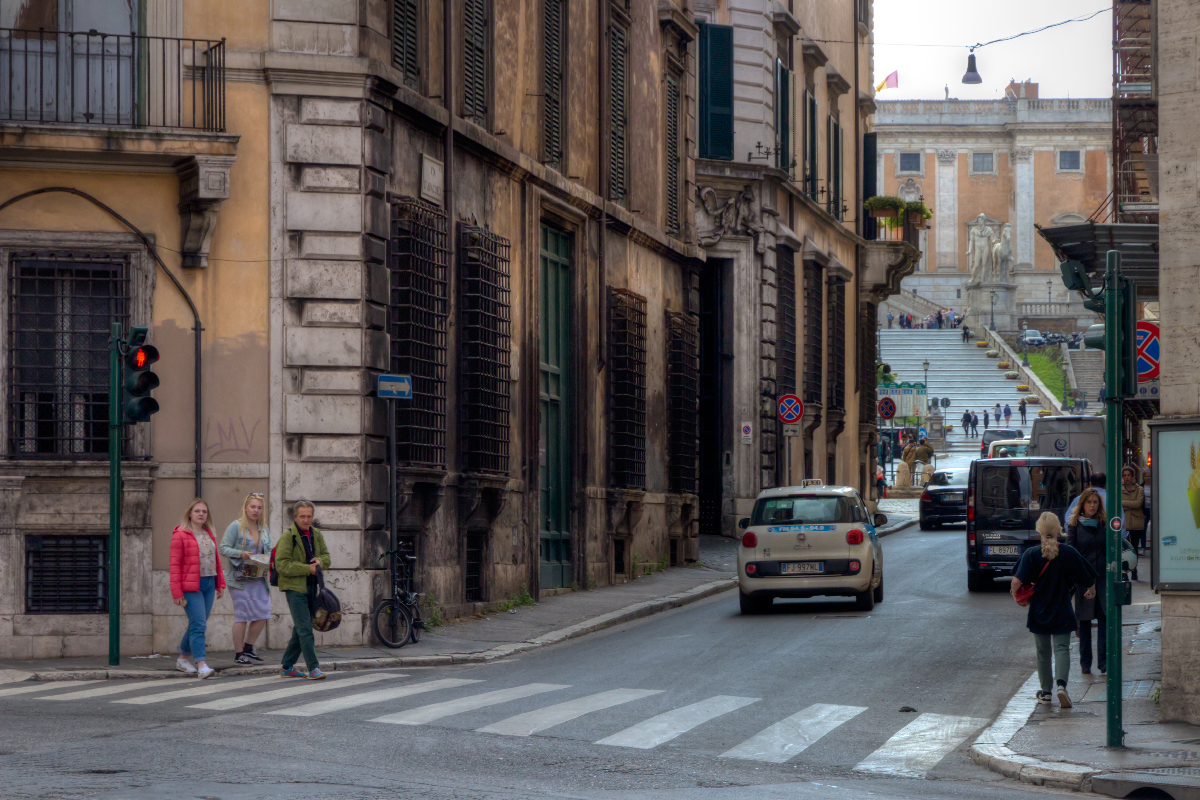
[777, 249, 797, 397]
[389, 197, 448, 468]
[609, 288, 647, 490]
[802, 262, 824, 407]
[25, 534, 108, 613]
[666, 310, 699, 494]
[464, 532, 485, 602]
[826, 279, 846, 411]
[459, 224, 512, 476]
[859, 303, 877, 423]
[8, 252, 130, 459]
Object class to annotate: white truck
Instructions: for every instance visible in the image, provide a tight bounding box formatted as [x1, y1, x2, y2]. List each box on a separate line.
[1028, 415, 1105, 469]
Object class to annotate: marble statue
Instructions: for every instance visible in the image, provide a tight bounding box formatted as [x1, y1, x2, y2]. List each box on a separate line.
[991, 224, 1013, 283]
[965, 213, 996, 285]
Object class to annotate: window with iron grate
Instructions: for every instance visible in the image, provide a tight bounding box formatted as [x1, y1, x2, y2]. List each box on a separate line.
[389, 197, 448, 468]
[609, 288, 647, 490]
[462, 0, 488, 126]
[464, 532, 485, 602]
[777, 248, 797, 397]
[25, 535, 108, 613]
[666, 311, 699, 494]
[859, 303, 877, 423]
[826, 279, 846, 411]
[459, 224, 511, 475]
[802, 261, 824, 407]
[392, 0, 420, 89]
[543, 0, 565, 170]
[7, 252, 130, 458]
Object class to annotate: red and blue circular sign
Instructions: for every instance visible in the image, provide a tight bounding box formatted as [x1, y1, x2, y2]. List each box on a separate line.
[878, 397, 897, 420]
[778, 394, 804, 423]
[1136, 320, 1159, 382]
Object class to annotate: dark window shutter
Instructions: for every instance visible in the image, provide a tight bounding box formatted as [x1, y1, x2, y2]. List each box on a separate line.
[609, 23, 628, 203]
[463, 0, 488, 126]
[806, 91, 819, 200]
[837, 123, 845, 219]
[827, 115, 834, 215]
[392, 0, 420, 88]
[543, 0, 564, 169]
[698, 23, 733, 160]
[776, 63, 791, 171]
[665, 73, 681, 236]
[862, 131, 877, 240]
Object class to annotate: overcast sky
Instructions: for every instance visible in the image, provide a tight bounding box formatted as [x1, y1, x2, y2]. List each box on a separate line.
[872, 0, 1112, 100]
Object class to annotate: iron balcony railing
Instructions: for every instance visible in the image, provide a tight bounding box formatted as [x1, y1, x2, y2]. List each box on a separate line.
[0, 28, 225, 132]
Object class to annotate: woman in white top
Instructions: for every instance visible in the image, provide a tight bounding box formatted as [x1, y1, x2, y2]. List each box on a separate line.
[219, 493, 272, 664]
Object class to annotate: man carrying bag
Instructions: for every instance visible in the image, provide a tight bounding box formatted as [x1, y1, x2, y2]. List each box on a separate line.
[275, 500, 332, 679]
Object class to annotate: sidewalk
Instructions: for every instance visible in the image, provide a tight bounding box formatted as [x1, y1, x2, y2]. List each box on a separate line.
[970, 577, 1200, 795]
[1, 554, 736, 684]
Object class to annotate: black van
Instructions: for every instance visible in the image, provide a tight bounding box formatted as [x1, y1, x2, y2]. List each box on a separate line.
[966, 457, 1090, 592]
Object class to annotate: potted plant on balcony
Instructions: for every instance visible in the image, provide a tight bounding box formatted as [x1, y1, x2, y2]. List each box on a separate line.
[905, 200, 933, 229]
[863, 196, 905, 219]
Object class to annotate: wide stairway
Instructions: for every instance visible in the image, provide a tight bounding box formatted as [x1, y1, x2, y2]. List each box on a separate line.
[879, 329, 1032, 453]
[1066, 348, 1104, 406]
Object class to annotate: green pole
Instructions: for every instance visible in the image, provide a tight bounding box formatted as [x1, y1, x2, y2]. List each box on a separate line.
[1103, 250, 1124, 747]
[108, 324, 122, 667]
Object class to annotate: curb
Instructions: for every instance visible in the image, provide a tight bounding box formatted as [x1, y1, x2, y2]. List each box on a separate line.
[878, 518, 919, 538]
[968, 670, 1098, 791]
[22, 578, 737, 682]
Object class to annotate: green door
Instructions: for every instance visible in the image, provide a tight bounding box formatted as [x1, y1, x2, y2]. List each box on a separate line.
[539, 223, 573, 589]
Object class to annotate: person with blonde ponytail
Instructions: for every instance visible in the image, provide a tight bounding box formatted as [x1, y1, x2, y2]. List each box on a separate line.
[1011, 512, 1097, 708]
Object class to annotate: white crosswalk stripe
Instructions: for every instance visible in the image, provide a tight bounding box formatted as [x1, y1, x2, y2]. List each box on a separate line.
[477, 688, 662, 737]
[268, 678, 481, 717]
[721, 703, 867, 763]
[188, 672, 403, 711]
[114, 675, 284, 705]
[853, 712, 988, 778]
[0, 681, 102, 698]
[596, 695, 760, 749]
[370, 683, 570, 726]
[40, 681, 183, 701]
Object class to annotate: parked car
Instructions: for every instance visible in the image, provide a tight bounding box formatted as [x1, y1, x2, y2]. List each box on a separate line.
[986, 438, 1029, 458]
[1019, 330, 1046, 347]
[737, 482, 885, 613]
[966, 457, 1090, 592]
[919, 469, 969, 529]
[980, 428, 1024, 458]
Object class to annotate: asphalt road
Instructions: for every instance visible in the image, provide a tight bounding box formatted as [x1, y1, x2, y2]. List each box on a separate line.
[0, 524, 1062, 800]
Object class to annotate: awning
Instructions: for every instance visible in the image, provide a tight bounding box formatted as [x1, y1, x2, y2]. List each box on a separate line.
[1037, 222, 1158, 300]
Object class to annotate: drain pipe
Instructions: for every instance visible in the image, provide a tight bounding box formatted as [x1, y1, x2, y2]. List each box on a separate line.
[598, 0, 608, 369]
[0, 187, 204, 497]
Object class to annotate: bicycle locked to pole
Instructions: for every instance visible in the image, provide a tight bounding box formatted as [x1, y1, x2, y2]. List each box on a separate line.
[372, 548, 424, 648]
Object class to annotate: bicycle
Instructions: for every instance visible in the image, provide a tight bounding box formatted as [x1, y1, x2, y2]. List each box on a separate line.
[371, 549, 423, 648]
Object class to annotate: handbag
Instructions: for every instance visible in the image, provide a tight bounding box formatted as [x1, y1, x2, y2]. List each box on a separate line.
[311, 568, 342, 632]
[1014, 561, 1050, 607]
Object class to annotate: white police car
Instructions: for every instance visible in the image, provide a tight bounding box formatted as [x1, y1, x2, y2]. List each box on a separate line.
[737, 481, 886, 614]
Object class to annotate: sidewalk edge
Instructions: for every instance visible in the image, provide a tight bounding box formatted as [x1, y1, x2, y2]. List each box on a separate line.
[24, 578, 737, 682]
[878, 518, 919, 538]
[968, 669, 1099, 791]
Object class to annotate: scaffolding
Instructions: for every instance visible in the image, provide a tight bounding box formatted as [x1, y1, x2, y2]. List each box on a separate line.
[1112, 0, 1157, 224]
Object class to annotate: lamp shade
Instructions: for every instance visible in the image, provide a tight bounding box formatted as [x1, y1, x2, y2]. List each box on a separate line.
[962, 52, 982, 84]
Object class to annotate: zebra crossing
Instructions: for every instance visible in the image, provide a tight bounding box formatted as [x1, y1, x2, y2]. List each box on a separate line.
[6, 673, 988, 778]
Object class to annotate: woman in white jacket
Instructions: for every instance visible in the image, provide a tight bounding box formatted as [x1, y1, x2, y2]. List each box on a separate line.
[219, 493, 272, 664]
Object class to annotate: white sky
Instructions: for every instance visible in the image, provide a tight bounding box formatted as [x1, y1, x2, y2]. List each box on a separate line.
[872, 0, 1112, 100]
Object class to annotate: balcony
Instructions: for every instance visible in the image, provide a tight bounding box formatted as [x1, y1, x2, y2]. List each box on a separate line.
[0, 28, 225, 131]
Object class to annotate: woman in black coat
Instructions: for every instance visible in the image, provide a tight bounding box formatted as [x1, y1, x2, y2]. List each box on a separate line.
[1066, 487, 1107, 675]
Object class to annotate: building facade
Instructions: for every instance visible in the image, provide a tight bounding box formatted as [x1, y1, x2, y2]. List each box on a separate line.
[875, 86, 1109, 333]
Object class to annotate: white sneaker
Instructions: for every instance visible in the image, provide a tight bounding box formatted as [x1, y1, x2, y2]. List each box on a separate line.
[196, 664, 215, 680]
[175, 657, 197, 674]
[1057, 684, 1072, 709]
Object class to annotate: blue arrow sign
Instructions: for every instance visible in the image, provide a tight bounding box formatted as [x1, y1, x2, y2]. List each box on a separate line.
[378, 374, 413, 399]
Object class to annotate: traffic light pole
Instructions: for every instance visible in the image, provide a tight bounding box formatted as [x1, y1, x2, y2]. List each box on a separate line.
[108, 323, 123, 667]
[1103, 250, 1125, 748]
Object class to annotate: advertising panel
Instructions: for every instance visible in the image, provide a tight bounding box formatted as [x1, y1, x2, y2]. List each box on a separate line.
[1150, 419, 1200, 590]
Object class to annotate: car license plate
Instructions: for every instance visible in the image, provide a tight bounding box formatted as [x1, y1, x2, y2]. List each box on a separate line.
[987, 545, 1019, 555]
[942, 492, 963, 501]
[781, 562, 824, 574]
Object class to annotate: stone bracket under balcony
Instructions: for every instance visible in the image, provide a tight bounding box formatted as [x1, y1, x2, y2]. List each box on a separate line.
[858, 236, 922, 306]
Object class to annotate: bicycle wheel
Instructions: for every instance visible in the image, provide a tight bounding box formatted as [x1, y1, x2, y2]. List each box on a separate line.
[372, 599, 413, 648]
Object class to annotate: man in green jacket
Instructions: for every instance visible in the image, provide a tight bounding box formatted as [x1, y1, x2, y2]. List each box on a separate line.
[276, 500, 332, 679]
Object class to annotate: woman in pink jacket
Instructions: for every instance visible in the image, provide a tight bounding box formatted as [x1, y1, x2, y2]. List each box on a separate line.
[170, 498, 226, 678]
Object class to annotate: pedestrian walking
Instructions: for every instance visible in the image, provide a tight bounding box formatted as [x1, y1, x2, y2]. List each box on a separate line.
[1121, 466, 1146, 579]
[1142, 467, 1152, 556]
[170, 498, 226, 679]
[1004, 404, 1012, 425]
[219, 492, 272, 665]
[1019, 398, 1027, 425]
[961, 410, 972, 437]
[1066, 488, 1108, 676]
[983, 410, 990, 430]
[906, 313, 913, 328]
[887, 311, 894, 328]
[961, 325, 970, 343]
[994, 403, 1002, 423]
[971, 412, 979, 437]
[1011, 512, 1098, 708]
[276, 500, 332, 680]
[936, 310, 943, 328]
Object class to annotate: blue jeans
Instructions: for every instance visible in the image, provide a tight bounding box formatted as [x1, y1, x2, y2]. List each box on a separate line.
[180, 575, 216, 662]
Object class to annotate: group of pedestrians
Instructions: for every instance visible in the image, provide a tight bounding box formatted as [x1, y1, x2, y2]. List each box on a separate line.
[1011, 465, 1153, 709]
[886, 309, 964, 329]
[959, 402, 1024, 437]
[169, 496, 332, 680]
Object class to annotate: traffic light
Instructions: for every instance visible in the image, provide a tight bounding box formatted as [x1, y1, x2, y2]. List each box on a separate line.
[122, 326, 160, 423]
[1080, 279, 1137, 398]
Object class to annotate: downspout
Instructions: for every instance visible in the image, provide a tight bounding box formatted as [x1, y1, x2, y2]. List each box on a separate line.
[444, 0, 455, 260]
[853, 5, 861, 239]
[598, 0, 608, 369]
[0, 186, 204, 497]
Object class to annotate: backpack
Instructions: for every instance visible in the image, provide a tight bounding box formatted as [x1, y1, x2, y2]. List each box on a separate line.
[268, 544, 279, 587]
[311, 569, 342, 632]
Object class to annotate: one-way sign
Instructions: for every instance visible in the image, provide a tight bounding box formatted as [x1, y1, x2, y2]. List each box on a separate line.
[378, 374, 413, 399]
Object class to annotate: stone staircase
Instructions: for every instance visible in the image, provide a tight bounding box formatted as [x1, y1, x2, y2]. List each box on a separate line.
[880, 289, 954, 327]
[1066, 348, 1104, 407]
[879, 329, 1034, 454]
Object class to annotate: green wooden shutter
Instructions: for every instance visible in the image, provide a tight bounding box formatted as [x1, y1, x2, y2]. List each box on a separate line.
[837, 123, 845, 220]
[806, 91, 818, 200]
[392, 0, 419, 88]
[463, 0, 488, 126]
[543, 0, 564, 169]
[776, 63, 791, 172]
[609, 22, 628, 203]
[698, 23, 733, 161]
[827, 115, 834, 215]
[666, 73, 681, 236]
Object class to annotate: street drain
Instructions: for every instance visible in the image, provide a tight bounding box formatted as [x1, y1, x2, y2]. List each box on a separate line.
[75, 769, 128, 775]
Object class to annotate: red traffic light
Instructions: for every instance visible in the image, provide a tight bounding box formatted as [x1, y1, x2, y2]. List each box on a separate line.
[125, 344, 159, 371]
